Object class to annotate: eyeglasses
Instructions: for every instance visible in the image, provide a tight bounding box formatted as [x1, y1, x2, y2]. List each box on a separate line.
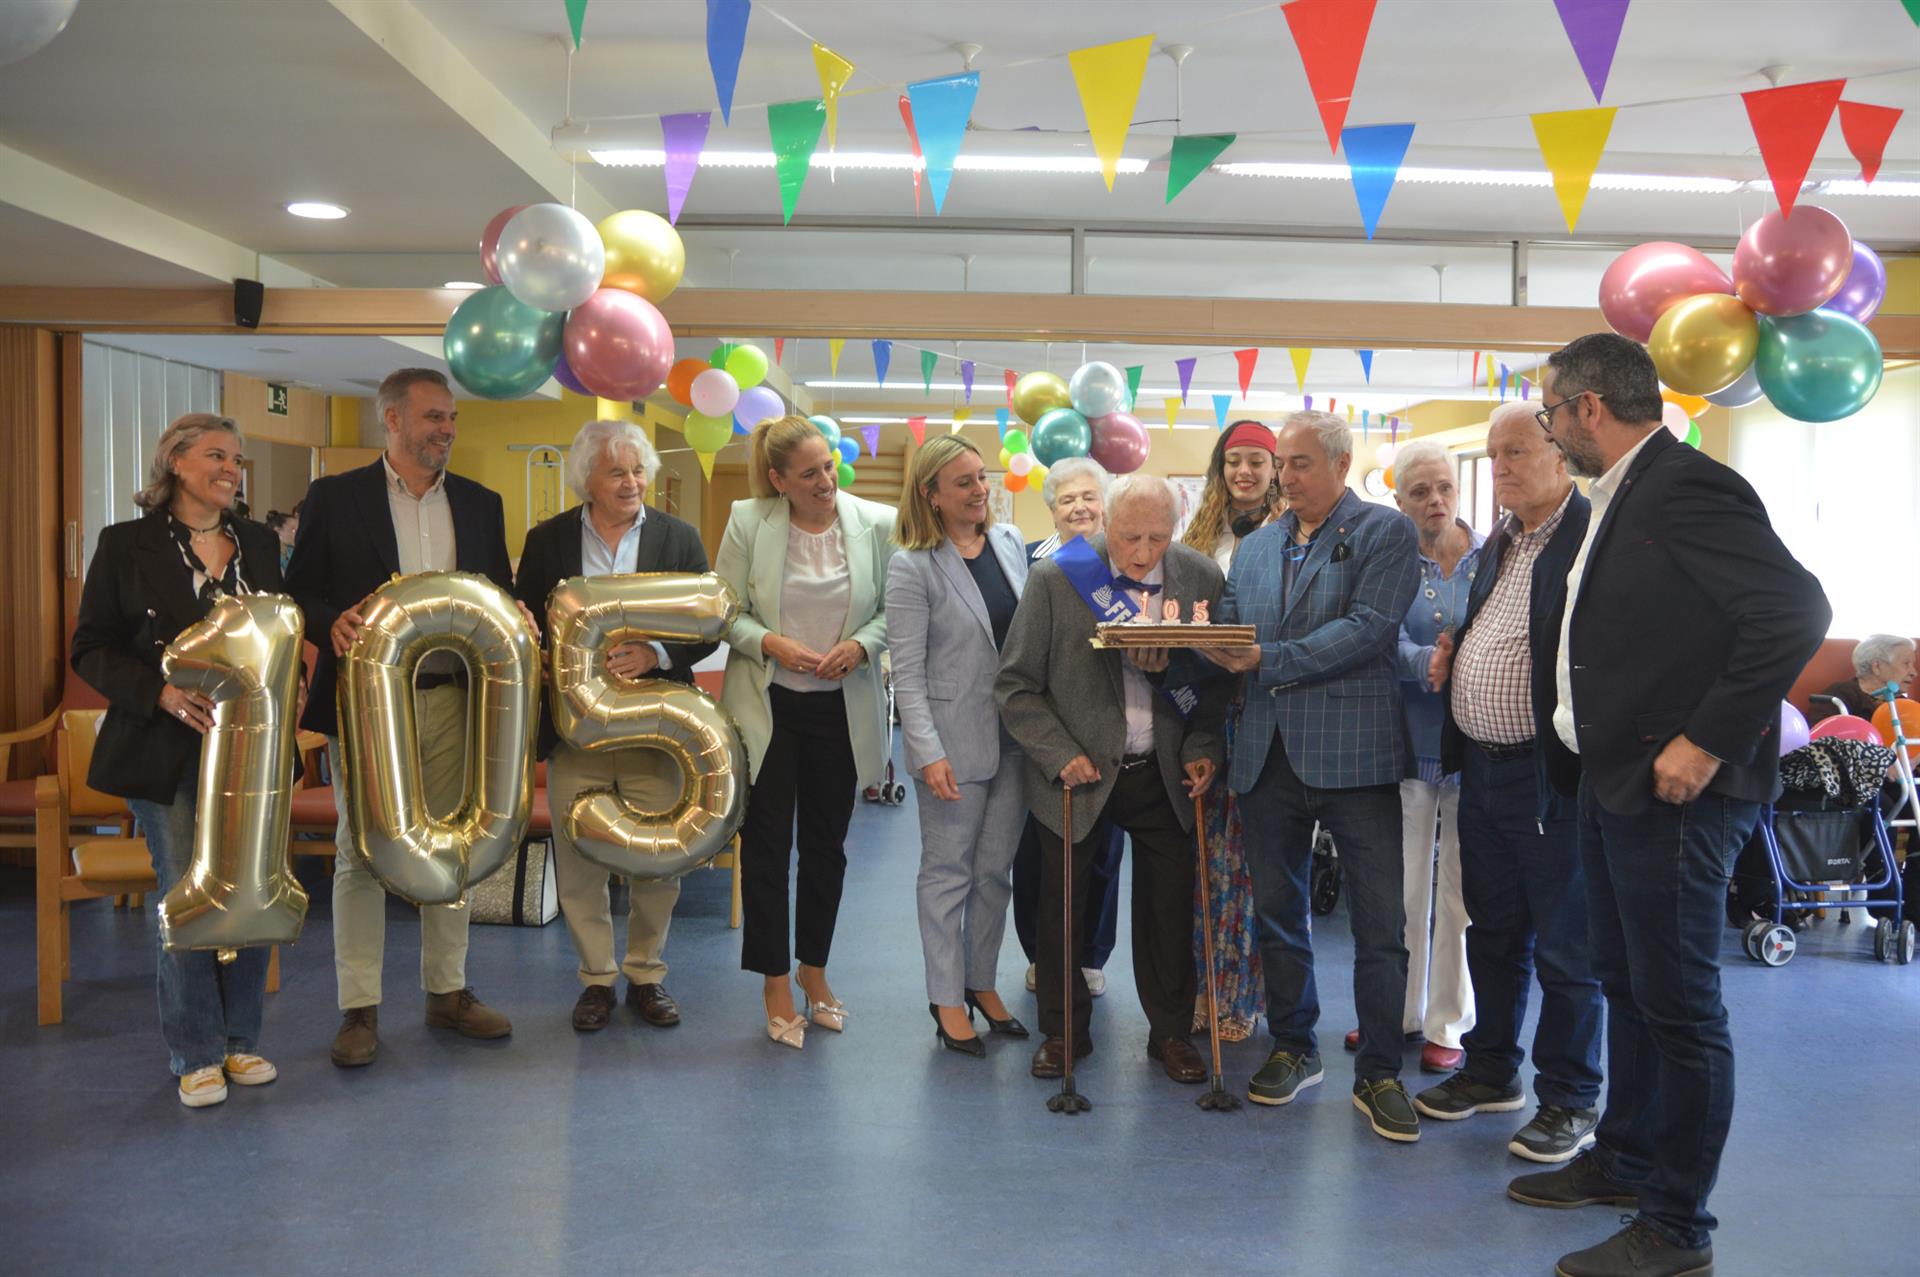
[1534, 391, 1601, 433]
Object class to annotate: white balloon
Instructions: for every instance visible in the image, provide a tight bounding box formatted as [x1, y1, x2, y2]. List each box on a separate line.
[690, 368, 740, 418]
[0, 0, 77, 68]
[1069, 361, 1128, 418]
[1008, 451, 1034, 476]
[497, 203, 606, 312]
[1661, 401, 1691, 439]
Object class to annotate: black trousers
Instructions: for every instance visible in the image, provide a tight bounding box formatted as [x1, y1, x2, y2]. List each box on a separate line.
[739, 686, 860, 975]
[1012, 813, 1125, 968]
[1035, 760, 1195, 1042]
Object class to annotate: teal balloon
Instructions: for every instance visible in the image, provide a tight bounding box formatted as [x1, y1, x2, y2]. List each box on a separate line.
[444, 286, 564, 399]
[1753, 308, 1885, 423]
[808, 413, 842, 447]
[1031, 408, 1092, 466]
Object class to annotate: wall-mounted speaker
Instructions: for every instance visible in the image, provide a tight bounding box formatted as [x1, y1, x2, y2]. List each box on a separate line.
[234, 278, 264, 329]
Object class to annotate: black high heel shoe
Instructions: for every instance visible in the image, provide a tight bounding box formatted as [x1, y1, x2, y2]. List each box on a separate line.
[930, 1003, 985, 1057]
[965, 991, 1030, 1039]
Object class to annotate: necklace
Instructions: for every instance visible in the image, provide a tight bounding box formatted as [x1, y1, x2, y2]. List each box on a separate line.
[176, 514, 220, 534]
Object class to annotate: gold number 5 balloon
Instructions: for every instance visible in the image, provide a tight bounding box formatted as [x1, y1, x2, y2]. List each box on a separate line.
[547, 572, 747, 880]
[159, 594, 309, 954]
[337, 572, 538, 905]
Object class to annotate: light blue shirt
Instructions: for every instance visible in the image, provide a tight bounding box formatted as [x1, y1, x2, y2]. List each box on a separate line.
[581, 505, 670, 670]
[1398, 519, 1484, 783]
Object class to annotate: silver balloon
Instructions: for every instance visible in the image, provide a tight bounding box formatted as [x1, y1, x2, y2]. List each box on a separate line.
[496, 202, 606, 313]
[1703, 363, 1765, 409]
[337, 572, 538, 906]
[1069, 361, 1129, 418]
[548, 572, 747, 880]
[159, 594, 309, 954]
[0, 0, 77, 68]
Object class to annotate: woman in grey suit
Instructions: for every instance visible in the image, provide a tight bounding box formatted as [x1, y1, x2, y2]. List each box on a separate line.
[887, 436, 1030, 1056]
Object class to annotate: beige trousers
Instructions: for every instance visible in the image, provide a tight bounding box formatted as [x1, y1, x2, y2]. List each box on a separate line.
[329, 684, 472, 1010]
[547, 741, 684, 987]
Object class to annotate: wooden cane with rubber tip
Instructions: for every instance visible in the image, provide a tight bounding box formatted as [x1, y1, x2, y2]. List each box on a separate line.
[1046, 782, 1092, 1114]
[1193, 792, 1241, 1111]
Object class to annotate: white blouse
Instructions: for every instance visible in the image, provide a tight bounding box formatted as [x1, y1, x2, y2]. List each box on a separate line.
[770, 519, 852, 692]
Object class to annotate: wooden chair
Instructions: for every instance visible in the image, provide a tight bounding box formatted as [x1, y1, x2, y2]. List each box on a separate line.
[0, 706, 62, 853]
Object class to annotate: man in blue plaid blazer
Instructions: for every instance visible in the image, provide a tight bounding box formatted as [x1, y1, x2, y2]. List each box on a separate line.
[1208, 410, 1423, 1141]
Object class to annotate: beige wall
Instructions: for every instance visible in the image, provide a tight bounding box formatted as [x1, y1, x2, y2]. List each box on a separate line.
[224, 371, 326, 448]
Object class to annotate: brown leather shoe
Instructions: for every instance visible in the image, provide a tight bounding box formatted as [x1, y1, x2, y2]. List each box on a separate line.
[572, 985, 616, 1032]
[1030, 1033, 1095, 1078]
[330, 1006, 379, 1068]
[626, 982, 681, 1027]
[425, 988, 512, 1040]
[1148, 1034, 1207, 1083]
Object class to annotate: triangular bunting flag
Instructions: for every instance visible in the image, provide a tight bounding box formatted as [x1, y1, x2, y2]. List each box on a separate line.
[1499, 365, 1510, 401]
[1358, 349, 1374, 382]
[1342, 122, 1415, 239]
[1175, 357, 1197, 400]
[660, 111, 711, 225]
[812, 44, 855, 152]
[1003, 369, 1018, 407]
[1212, 394, 1232, 428]
[1907, 0, 1920, 24]
[767, 99, 827, 224]
[921, 349, 937, 394]
[860, 425, 880, 457]
[696, 450, 718, 480]
[907, 416, 927, 447]
[1838, 100, 1903, 184]
[1520, 376, 1532, 400]
[1326, 397, 1335, 414]
[1068, 35, 1155, 190]
[995, 408, 1010, 438]
[705, 0, 751, 125]
[952, 408, 973, 428]
[1233, 348, 1259, 400]
[960, 360, 976, 402]
[1532, 107, 1616, 232]
[1288, 347, 1312, 393]
[1280, 0, 1380, 152]
[1166, 133, 1236, 204]
[1163, 398, 1182, 431]
[1550, 0, 1631, 103]
[1741, 79, 1845, 218]
[872, 340, 892, 387]
[907, 73, 980, 214]
[565, 0, 589, 49]
[1486, 354, 1497, 396]
[1345, 403, 1354, 422]
[1361, 408, 1370, 436]
[1471, 351, 1481, 386]
[828, 338, 845, 374]
[898, 94, 924, 215]
[1303, 396, 1313, 411]
[1125, 365, 1144, 410]
[774, 337, 785, 365]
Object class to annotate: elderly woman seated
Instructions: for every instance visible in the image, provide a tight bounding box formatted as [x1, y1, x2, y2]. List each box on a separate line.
[1811, 633, 1916, 722]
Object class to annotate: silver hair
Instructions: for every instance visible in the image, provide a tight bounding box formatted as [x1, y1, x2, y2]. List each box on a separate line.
[1852, 633, 1915, 679]
[375, 367, 451, 426]
[1487, 400, 1541, 434]
[1281, 409, 1352, 463]
[1105, 472, 1178, 526]
[1040, 455, 1110, 509]
[134, 412, 243, 511]
[1390, 439, 1451, 483]
[566, 419, 660, 502]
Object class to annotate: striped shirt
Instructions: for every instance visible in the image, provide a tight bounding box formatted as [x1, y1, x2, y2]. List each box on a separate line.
[1450, 486, 1573, 746]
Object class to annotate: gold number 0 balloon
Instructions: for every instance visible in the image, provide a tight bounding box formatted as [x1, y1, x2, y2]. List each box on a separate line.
[159, 594, 310, 954]
[547, 572, 747, 879]
[337, 572, 538, 905]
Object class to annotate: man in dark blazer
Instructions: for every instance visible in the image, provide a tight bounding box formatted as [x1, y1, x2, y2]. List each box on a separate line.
[1416, 402, 1604, 1168]
[1512, 334, 1829, 1277]
[285, 367, 524, 1067]
[995, 474, 1229, 1086]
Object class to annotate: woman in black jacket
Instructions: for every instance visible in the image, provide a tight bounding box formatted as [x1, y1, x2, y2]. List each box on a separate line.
[70, 412, 291, 1110]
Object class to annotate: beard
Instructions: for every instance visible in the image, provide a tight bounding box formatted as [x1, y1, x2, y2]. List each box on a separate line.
[1554, 422, 1604, 478]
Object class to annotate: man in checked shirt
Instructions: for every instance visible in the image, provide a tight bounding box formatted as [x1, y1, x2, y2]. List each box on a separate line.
[1414, 402, 1606, 1168]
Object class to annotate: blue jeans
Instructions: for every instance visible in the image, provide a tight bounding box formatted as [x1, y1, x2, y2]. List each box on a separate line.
[1237, 733, 1407, 1080]
[127, 774, 269, 1076]
[1456, 743, 1603, 1109]
[1578, 776, 1758, 1250]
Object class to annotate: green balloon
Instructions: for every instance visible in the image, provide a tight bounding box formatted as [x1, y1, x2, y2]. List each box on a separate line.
[1683, 421, 1702, 449]
[808, 414, 842, 446]
[1031, 408, 1092, 467]
[1002, 429, 1030, 454]
[684, 411, 733, 454]
[1753, 309, 1885, 423]
[726, 344, 769, 390]
[837, 461, 857, 487]
[444, 286, 564, 399]
[710, 343, 736, 368]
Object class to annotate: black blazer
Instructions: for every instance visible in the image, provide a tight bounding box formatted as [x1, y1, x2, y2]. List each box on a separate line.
[1439, 485, 1591, 823]
[70, 511, 288, 804]
[1545, 429, 1830, 816]
[513, 504, 716, 761]
[284, 459, 514, 736]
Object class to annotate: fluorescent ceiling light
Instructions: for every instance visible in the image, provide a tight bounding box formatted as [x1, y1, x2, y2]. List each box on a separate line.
[590, 149, 1147, 176]
[443, 280, 485, 289]
[285, 201, 349, 219]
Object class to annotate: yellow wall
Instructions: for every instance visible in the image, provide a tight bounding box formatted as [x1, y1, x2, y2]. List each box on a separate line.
[1884, 255, 1920, 317]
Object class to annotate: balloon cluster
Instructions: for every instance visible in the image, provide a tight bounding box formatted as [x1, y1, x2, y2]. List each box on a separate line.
[808, 414, 860, 487]
[446, 204, 683, 402]
[667, 342, 783, 457]
[1008, 362, 1153, 484]
[1600, 208, 1886, 424]
[997, 425, 1047, 494]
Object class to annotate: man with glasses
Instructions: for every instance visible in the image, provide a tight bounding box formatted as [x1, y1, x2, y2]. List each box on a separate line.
[1511, 333, 1828, 1277]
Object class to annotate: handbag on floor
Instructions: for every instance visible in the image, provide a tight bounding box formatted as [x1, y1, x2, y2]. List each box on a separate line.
[470, 839, 558, 926]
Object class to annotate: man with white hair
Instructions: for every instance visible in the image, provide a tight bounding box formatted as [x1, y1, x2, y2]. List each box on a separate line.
[996, 473, 1230, 1085]
[1206, 410, 1423, 1141]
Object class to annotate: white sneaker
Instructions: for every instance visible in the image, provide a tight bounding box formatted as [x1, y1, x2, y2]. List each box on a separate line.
[178, 1066, 228, 1108]
[1083, 968, 1107, 997]
[224, 1053, 278, 1086]
[1024, 963, 1037, 992]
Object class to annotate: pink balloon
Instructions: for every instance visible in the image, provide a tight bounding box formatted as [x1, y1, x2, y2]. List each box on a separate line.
[562, 289, 674, 402]
[1088, 411, 1150, 474]
[1732, 206, 1853, 317]
[1661, 400, 1691, 439]
[1778, 700, 1810, 756]
[1824, 240, 1887, 325]
[690, 367, 740, 418]
[479, 204, 528, 287]
[1809, 713, 1879, 744]
[1599, 243, 1734, 343]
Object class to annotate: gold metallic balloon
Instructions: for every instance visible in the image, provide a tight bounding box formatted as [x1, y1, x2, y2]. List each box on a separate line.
[1011, 370, 1072, 427]
[597, 209, 686, 303]
[337, 572, 538, 906]
[159, 594, 310, 954]
[1646, 292, 1760, 396]
[548, 572, 747, 880]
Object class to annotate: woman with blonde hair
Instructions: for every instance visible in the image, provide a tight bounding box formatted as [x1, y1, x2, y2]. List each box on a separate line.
[886, 435, 1031, 1055]
[716, 415, 896, 1049]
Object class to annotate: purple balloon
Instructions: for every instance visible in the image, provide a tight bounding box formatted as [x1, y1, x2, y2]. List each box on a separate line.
[1088, 411, 1151, 475]
[1779, 700, 1811, 757]
[551, 345, 592, 396]
[1824, 241, 1887, 325]
[733, 384, 785, 433]
[1732, 206, 1853, 317]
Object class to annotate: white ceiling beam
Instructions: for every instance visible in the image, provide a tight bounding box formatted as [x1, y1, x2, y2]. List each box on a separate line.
[329, 0, 614, 223]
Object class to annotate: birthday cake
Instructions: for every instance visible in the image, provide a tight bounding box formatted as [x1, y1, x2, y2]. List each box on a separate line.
[1090, 598, 1257, 650]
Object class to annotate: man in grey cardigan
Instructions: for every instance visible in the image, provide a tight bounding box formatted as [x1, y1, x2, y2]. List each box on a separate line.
[995, 474, 1230, 1085]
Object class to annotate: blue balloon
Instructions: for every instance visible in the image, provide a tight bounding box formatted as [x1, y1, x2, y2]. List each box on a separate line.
[836, 436, 859, 465]
[444, 286, 564, 399]
[1031, 407, 1092, 467]
[1753, 308, 1884, 423]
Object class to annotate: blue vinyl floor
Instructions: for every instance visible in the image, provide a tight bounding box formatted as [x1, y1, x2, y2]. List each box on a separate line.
[6, 753, 1919, 1276]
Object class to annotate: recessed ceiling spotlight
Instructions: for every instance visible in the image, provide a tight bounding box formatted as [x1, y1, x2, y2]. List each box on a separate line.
[443, 280, 485, 290]
[285, 201, 348, 220]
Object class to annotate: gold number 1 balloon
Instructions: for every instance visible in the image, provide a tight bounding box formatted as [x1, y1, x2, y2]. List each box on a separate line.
[159, 594, 310, 954]
[547, 572, 747, 880]
[337, 572, 538, 905]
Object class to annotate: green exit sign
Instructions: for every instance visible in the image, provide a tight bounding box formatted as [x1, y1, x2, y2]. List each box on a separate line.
[267, 383, 289, 416]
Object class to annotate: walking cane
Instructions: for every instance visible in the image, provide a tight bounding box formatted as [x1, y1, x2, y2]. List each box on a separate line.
[1192, 792, 1241, 1112]
[1046, 783, 1092, 1115]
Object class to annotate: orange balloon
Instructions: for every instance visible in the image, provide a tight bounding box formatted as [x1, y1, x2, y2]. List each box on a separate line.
[1382, 466, 1396, 491]
[1661, 388, 1711, 419]
[665, 358, 707, 406]
[1871, 699, 1920, 759]
[1004, 470, 1029, 493]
